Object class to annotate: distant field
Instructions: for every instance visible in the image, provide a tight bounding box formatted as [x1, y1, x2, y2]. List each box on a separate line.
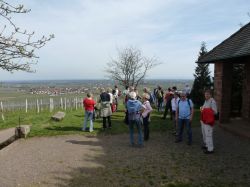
[0, 79, 193, 112]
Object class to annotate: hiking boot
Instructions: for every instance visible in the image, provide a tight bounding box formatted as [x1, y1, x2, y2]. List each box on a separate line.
[172, 131, 176, 135]
[175, 139, 182, 143]
[201, 145, 207, 150]
[137, 144, 144, 148]
[130, 143, 135, 147]
[204, 150, 214, 154]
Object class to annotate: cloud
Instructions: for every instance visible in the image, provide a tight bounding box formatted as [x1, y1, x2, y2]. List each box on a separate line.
[0, 0, 249, 80]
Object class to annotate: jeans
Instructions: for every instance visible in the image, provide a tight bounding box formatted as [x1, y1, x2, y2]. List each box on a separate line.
[83, 111, 94, 132]
[129, 119, 143, 145]
[177, 118, 192, 143]
[157, 98, 163, 112]
[143, 115, 150, 140]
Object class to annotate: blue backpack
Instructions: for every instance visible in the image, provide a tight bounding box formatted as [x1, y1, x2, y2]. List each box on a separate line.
[127, 100, 141, 121]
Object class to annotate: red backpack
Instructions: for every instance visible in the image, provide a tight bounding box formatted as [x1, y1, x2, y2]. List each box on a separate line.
[201, 108, 215, 126]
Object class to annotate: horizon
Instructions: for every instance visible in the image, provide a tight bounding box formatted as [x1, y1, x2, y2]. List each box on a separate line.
[1, 78, 193, 82]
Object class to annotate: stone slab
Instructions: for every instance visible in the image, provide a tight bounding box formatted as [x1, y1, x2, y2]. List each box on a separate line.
[51, 111, 65, 121]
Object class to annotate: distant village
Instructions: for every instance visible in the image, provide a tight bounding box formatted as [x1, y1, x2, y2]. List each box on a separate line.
[29, 86, 101, 96]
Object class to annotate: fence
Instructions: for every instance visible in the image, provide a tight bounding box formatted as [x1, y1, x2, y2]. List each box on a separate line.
[0, 96, 93, 121]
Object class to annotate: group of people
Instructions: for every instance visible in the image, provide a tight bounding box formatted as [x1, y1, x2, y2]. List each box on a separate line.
[82, 84, 218, 154]
[82, 86, 119, 132]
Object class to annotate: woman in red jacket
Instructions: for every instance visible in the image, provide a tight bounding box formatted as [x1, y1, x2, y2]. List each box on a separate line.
[200, 90, 218, 154]
[82, 93, 96, 132]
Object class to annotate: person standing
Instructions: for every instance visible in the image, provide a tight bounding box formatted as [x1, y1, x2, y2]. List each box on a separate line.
[99, 88, 112, 129]
[113, 85, 119, 111]
[82, 93, 96, 132]
[107, 88, 115, 113]
[142, 93, 153, 141]
[162, 87, 173, 119]
[200, 89, 218, 154]
[175, 92, 194, 145]
[156, 86, 164, 112]
[126, 91, 143, 147]
[171, 92, 180, 135]
[143, 87, 154, 104]
[184, 84, 191, 94]
[123, 85, 130, 105]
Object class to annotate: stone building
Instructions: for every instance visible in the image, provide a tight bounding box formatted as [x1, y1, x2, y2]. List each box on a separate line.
[197, 22, 250, 124]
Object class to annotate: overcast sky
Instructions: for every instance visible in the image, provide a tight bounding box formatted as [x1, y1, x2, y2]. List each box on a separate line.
[1, 0, 249, 81]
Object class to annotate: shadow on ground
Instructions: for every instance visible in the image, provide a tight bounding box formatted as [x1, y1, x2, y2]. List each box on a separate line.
[45, 126, 82, 132]
[41, 126, 250, 187]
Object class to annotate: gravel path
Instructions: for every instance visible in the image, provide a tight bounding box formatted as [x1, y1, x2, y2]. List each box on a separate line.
[0, 126, 250, 187]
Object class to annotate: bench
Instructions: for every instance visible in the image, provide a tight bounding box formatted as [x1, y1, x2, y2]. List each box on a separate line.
[51, 111, 66, 121]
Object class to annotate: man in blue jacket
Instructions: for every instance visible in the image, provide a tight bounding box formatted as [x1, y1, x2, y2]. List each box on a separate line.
[126, 91, 143, 147]
[175, 91, 194, 145]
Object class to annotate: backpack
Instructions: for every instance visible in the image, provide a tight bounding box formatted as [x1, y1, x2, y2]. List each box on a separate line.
[149, 93, 154, 104]
[156, 90, 163, 99]
[209, 99, 219, 121]
[111, 103, 116, 113]
[127, 100, 141, 121]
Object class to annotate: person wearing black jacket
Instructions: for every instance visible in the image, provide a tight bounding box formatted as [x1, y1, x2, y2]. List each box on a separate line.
[98, 88, 112, 129]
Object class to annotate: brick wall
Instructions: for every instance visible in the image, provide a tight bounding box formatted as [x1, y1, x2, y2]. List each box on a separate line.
[214, 62, 223, 113]
[242, 59, 250, 121]
[214, 62, 232, 123]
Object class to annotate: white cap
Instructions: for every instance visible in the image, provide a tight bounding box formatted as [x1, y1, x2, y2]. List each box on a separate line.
[129, 91, 137, 99]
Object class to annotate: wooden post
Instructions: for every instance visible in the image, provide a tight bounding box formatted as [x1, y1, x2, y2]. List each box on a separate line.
[64, 98, 67, 111]
[40, 99, 43, 112]
[25, 99, 28, 113]
[75, 97, 78, 110]
[51, 98, 54, 110]
[78, 98, 81, 109]
[1, 101, 4, 121]
[37, 99, 40, 113]
[61, 97, 63, 110]
[50, 98, 54, 112]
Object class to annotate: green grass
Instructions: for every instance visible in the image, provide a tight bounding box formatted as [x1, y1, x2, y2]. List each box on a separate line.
[0, 103, 201, 137]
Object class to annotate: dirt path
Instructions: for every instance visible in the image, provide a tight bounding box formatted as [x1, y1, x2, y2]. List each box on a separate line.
[0, 127, 250, 187]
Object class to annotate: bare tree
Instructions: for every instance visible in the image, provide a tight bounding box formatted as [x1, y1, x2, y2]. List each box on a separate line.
[106, 47, 160, 88]
[0, 0, 54, 72]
